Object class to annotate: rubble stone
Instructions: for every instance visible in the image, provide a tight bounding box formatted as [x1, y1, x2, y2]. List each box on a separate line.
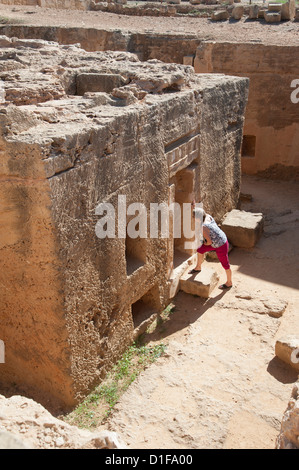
[268, 3, 282, 12]
[264, 11, 281, 22]
[275, 337, 299, 372]
[281, 0, 295, 20]
[221, 209, 264, 248]
[231, 5, 244, 20]
[211, 10, 229, 21]
[0, 394, 126, 449]
[276, 381, 299, 449]
[248, 4, 259, 19]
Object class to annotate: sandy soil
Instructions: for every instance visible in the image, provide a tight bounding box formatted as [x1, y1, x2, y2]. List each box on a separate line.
[0, 3, 298, 45]
[101, 175, 299, 449]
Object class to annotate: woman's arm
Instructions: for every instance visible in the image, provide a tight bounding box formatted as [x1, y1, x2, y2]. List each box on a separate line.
[203, 226, 212, 245]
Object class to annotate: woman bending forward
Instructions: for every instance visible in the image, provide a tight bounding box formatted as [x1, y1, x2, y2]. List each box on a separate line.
[189, 207, 232, 290]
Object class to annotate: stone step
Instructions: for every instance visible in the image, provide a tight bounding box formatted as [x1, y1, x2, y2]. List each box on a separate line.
[179, 265, 219, 298]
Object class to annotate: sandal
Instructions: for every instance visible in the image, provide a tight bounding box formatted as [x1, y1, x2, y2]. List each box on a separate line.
[188, 269, 201, 274]
[219, 284, 232, 290]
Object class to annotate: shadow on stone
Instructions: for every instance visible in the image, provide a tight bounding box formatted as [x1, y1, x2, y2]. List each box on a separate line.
[267, 356, 298, 385]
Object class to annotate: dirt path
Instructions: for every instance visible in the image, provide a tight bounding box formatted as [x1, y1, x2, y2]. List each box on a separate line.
[100, 175, 299, 449]
[0, 3, 298, 45]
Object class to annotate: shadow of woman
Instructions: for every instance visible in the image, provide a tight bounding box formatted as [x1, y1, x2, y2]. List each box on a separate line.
[141, 289, 228, 344]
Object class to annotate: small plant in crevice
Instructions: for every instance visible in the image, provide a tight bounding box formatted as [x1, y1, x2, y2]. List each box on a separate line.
[63, 341, 167, 430]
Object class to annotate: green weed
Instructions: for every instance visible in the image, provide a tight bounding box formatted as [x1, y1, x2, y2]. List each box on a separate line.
[63, 341, 166, 429]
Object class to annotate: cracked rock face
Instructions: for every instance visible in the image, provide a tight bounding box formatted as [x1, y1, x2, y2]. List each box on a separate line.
[276, 382, 299, 449]
[0, 35, 249, 409]
[0, 36, 194, 110]
[0, 394, 126, 449]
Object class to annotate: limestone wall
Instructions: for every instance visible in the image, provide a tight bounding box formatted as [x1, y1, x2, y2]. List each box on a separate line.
[0, 37, 248, 409]
[0, 0, 92, 9]
[0, 25, 201, 64]
[194, 42, 299, 179]
[0, 24, 297, 180]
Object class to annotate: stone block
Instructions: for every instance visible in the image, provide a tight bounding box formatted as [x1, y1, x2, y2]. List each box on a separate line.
[221, 209, 264, 248]
[76, 73, 128, 95]
[275, 337, 299, 372]
[268, 3, 282, 12]
[281, 1, 295, 20]
[231, 5, 244, 19]
[179, 266, 219, 298]
[264, 11, 282, 22]
[258, 7, 267, 17]
[211, 10, 229, 21]
[248, 4, 259, 19]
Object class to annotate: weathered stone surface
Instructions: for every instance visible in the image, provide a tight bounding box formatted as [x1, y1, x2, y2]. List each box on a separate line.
[264, 11, 281, 22]
[0, 431, 30, 449]
[179, 266, 219, 298]
[0, 0, 93, 8]
[231, 5, 244, 20]
[0, 394, 126, 449]
[211, 10, 229, 21]
[276, 382, 299, 449]
[183, 55, 194, 66]
[281, 0, 295, 20]
[221, 209, 264, 248]
[218, 291, 288, 318]
[268, 3, 282, 12]
[194, 42, 299, 179]
[248, 4, 259, 19]
[275, 337, 299, 372]
[258, 7, 267, 18]
[76, 73, 128, 95]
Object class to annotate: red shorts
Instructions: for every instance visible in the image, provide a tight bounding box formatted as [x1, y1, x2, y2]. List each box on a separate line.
[197, 240, 230, 270]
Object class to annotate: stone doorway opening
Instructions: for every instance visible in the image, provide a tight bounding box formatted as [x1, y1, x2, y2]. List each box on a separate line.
[172, 163, 199, 270]
[131, 285, 161, 339]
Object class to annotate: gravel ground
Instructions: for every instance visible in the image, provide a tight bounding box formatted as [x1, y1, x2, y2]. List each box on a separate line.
[0, 3, 298, 45]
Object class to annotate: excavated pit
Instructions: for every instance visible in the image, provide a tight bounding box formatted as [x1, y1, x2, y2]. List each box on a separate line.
[0, 2, 298, 449]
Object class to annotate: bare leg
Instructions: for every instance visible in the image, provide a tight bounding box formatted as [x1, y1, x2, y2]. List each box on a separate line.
[225, 268, 232, 287]
[194, 252, 204, 270]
